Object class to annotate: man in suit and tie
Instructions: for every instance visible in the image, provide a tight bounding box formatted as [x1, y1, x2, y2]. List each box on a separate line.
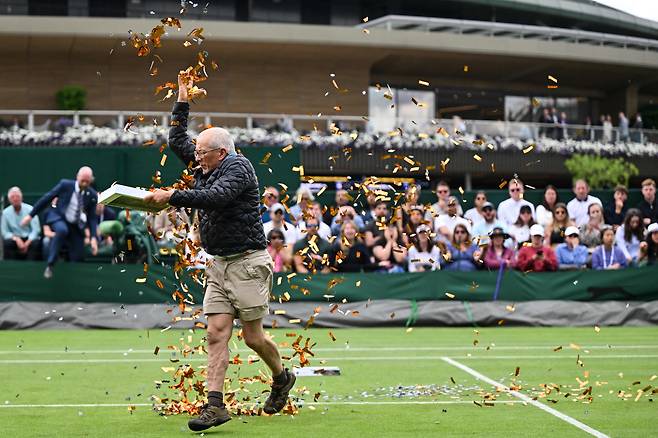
[21, 166, 98, 278]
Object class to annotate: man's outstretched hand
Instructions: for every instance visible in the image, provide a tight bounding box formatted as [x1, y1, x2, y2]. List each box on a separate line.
[177, 72, 193, 103]
[144, 189, 174, 205]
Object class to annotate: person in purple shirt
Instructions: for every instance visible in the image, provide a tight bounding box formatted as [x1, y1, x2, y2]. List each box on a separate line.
[591, 227, 627, 270]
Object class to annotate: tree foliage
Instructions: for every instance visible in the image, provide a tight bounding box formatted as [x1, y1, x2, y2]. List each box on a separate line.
[55, 85, 87, 111]
[564, 154, 639, 189]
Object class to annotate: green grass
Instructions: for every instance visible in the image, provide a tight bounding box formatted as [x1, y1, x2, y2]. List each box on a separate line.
[0, 326, 657, 437]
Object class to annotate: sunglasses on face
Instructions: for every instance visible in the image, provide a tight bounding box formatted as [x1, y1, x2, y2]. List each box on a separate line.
[476, 197, 486, 201]
[567, 234, 578, 238]
[454, 230, 467, 235]
[270, 236, 284, 241]
[266, 194, 278, 199]
[555, 210, 566, 215]
[483, 207, 493, 212]
[437, 189, 449, 194]
[306, 223, 318, 228]
[510, 188, 521, 192]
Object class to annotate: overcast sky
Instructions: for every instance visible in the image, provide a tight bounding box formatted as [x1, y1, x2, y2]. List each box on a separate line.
[594, 0, 658, 23]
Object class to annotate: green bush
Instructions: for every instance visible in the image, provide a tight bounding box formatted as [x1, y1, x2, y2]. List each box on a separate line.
[564, 154, 639, 189]
[55, 85, 87, 110]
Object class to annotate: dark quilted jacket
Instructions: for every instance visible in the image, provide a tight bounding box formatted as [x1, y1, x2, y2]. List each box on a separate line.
[167, 102, 267, 256]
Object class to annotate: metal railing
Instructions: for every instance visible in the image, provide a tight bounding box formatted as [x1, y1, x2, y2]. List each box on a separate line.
[358, 15, 658, 52]
[0, 109, 656, 144]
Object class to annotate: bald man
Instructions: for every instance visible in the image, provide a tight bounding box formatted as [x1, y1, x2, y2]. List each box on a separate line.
[22, 166, 98, 278]
[145, 73, 294, 432]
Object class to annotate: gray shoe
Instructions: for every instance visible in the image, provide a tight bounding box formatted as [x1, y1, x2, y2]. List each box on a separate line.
[43, 266, 53, 279]
[264, 369, 296, 414]
[188, 404, 231, 431]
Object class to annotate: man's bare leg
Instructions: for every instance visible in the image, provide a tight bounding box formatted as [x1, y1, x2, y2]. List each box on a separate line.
[206, 313, 234, 392]
[240, 318, 283, 375]
[241, 318, 295, 414]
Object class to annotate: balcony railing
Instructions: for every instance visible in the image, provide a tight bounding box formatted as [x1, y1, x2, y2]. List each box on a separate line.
[357, 15, 658, 52]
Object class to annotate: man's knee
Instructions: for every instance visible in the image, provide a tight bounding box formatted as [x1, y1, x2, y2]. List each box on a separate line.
[243, 332, 267, 351]
[52, 222, 69, 237]
[207, 319, 232, 346]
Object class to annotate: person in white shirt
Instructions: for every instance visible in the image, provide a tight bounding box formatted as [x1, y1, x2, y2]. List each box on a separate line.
[263, 203, 297, 245]
[497, 178, 535, 228]
[295, 202, 332, 241]
[434, 196, 471, 239]
[535, 185, 559, 228]
[567, 179, 602, 227]
[507, 205, 535, 248]
[463, 191, 487, 226]
[426, 180, 463, 221]
[471, 202, 510, 247]
[407, 224, 441, 272]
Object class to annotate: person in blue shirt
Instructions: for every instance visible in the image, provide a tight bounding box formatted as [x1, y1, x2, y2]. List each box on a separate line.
[556, 226, 588, 270]
[1, 186, 41, 260]
[591, 227, 627, 270]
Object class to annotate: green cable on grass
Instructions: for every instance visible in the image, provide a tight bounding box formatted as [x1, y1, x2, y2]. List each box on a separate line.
[462, 300, 479, 328]
[405, 299, 418, 327]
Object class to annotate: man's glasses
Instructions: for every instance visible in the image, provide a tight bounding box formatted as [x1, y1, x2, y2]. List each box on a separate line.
[194, 147, 220, 159]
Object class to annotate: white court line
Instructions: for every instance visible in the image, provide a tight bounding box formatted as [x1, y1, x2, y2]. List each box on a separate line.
[442, 357, 609, 438]
[0, 354, 656, 364]
[0, 400, 525, 409]
[1, 345, 657, 355]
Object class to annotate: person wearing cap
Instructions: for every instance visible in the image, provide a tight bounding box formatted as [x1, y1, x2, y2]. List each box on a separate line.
[463, 191, 488, 226]
[295, 201, 332, 242]
[591, 226, 627, 270]
[636, 178, 657, 226]
[555, 226, 589, 270]
[604, 185, 628, 228]
[434, 196, 471, 240]
[516, 224, 558, 272]
[471, 201, 508, 246]
[566, 179, 602, 227]
[483, 227, 516, 270]
[407, 224, 441, 272]
[263, 203, 297, 245]
[638, 223, 658, 266]
[497, 178, 535, 228]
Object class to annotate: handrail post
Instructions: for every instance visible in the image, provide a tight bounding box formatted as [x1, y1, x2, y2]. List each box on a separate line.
[247, 116, 253, 129]
[161, 114, 168, 127]
[118, 112, 124, 128]
[204, 115, 211, 128]
[27, 112, 34, 131]
[73, 111, 80, 127]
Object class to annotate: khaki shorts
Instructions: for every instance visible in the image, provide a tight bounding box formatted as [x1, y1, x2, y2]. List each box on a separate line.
[203, 249, 273, 321]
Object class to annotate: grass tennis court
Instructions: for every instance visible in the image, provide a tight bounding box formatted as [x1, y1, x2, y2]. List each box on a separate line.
[1, 326, 656, 437]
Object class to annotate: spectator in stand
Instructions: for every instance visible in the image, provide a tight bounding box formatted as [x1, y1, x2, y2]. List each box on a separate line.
[539, 108, 553, 137]
[331, 205, 364, 236]
[535, 185, 559, 228]
[372, 222, 407, 273]
[263, 203, 297, 245]
[603, 114, 613, 143]
[148, 208, 190, 249]
[407, 224, 441, 272]
[434, 196, 470, 240]
[362, 201, 389, 248]
[404, 205, 428, 235]
[288, 186, 314, 225]
[21, 166, 99, 279]
[546, 202, 573, 247]
[516, 224, 558, 272]
[471, 202, 507, 246]
[592, 227, 627, 270]
[266, 229, 292, 273]
[632, 114, 643, 142]
[396, 185, 424, 232]
[441, 223, 482, 272]
[579, 203, 605, 249]
[497, 178, 535, 228]
[639, 223, 658, 266]
[550, 107, 560, 139]
[327, 220, 372, 272]
[508, 204, 535, 248]
[637, 178, 657, 225]
[429, 181, 463, 218]
[295, 201, 332, 242]
[1, 186, 41, 260]
[556, 226, 588, 270]
[559, 111, 568, 140]
[292, 216, 330, 274]
[483, 227, 515, 270]
[618, 112, 629, 142]
[324, 189, 350, 225]
[567, 179, 602, 227]
[615, 209, 645, 265]
[604, 185, 628, 229]
[361, 192, 379, 225]
[261, 186, 282, 223]
[464, 191, 487, 226]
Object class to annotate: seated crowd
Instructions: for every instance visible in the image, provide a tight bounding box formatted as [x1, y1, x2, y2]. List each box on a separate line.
[2, 177, 658, 274]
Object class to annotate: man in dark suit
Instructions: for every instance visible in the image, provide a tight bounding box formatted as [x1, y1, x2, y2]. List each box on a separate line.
[21, 166, 98, 278]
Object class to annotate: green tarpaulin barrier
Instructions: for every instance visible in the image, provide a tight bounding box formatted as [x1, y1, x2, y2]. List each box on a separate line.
[1, 261, 656, 304]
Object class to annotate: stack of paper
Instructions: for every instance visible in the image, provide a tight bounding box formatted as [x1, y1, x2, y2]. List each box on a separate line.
[98, 184, 168, 213]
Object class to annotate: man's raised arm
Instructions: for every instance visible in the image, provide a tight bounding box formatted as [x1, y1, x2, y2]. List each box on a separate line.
[168, 73, 197, 166]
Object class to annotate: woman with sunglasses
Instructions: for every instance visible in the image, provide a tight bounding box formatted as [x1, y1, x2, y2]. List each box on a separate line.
[508, 205, 535, 248]
[407, 224, 441, 272]
[266, 229, 292, 273]
[535, 185, 559, 228]
[441, 224, 482, 272]
[327, 220, 374, 272]
[591, 227, 627, 270]
[464, 191, 488, 226]
[615, 209, 645, 265]
[546, 202, 574, 247]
